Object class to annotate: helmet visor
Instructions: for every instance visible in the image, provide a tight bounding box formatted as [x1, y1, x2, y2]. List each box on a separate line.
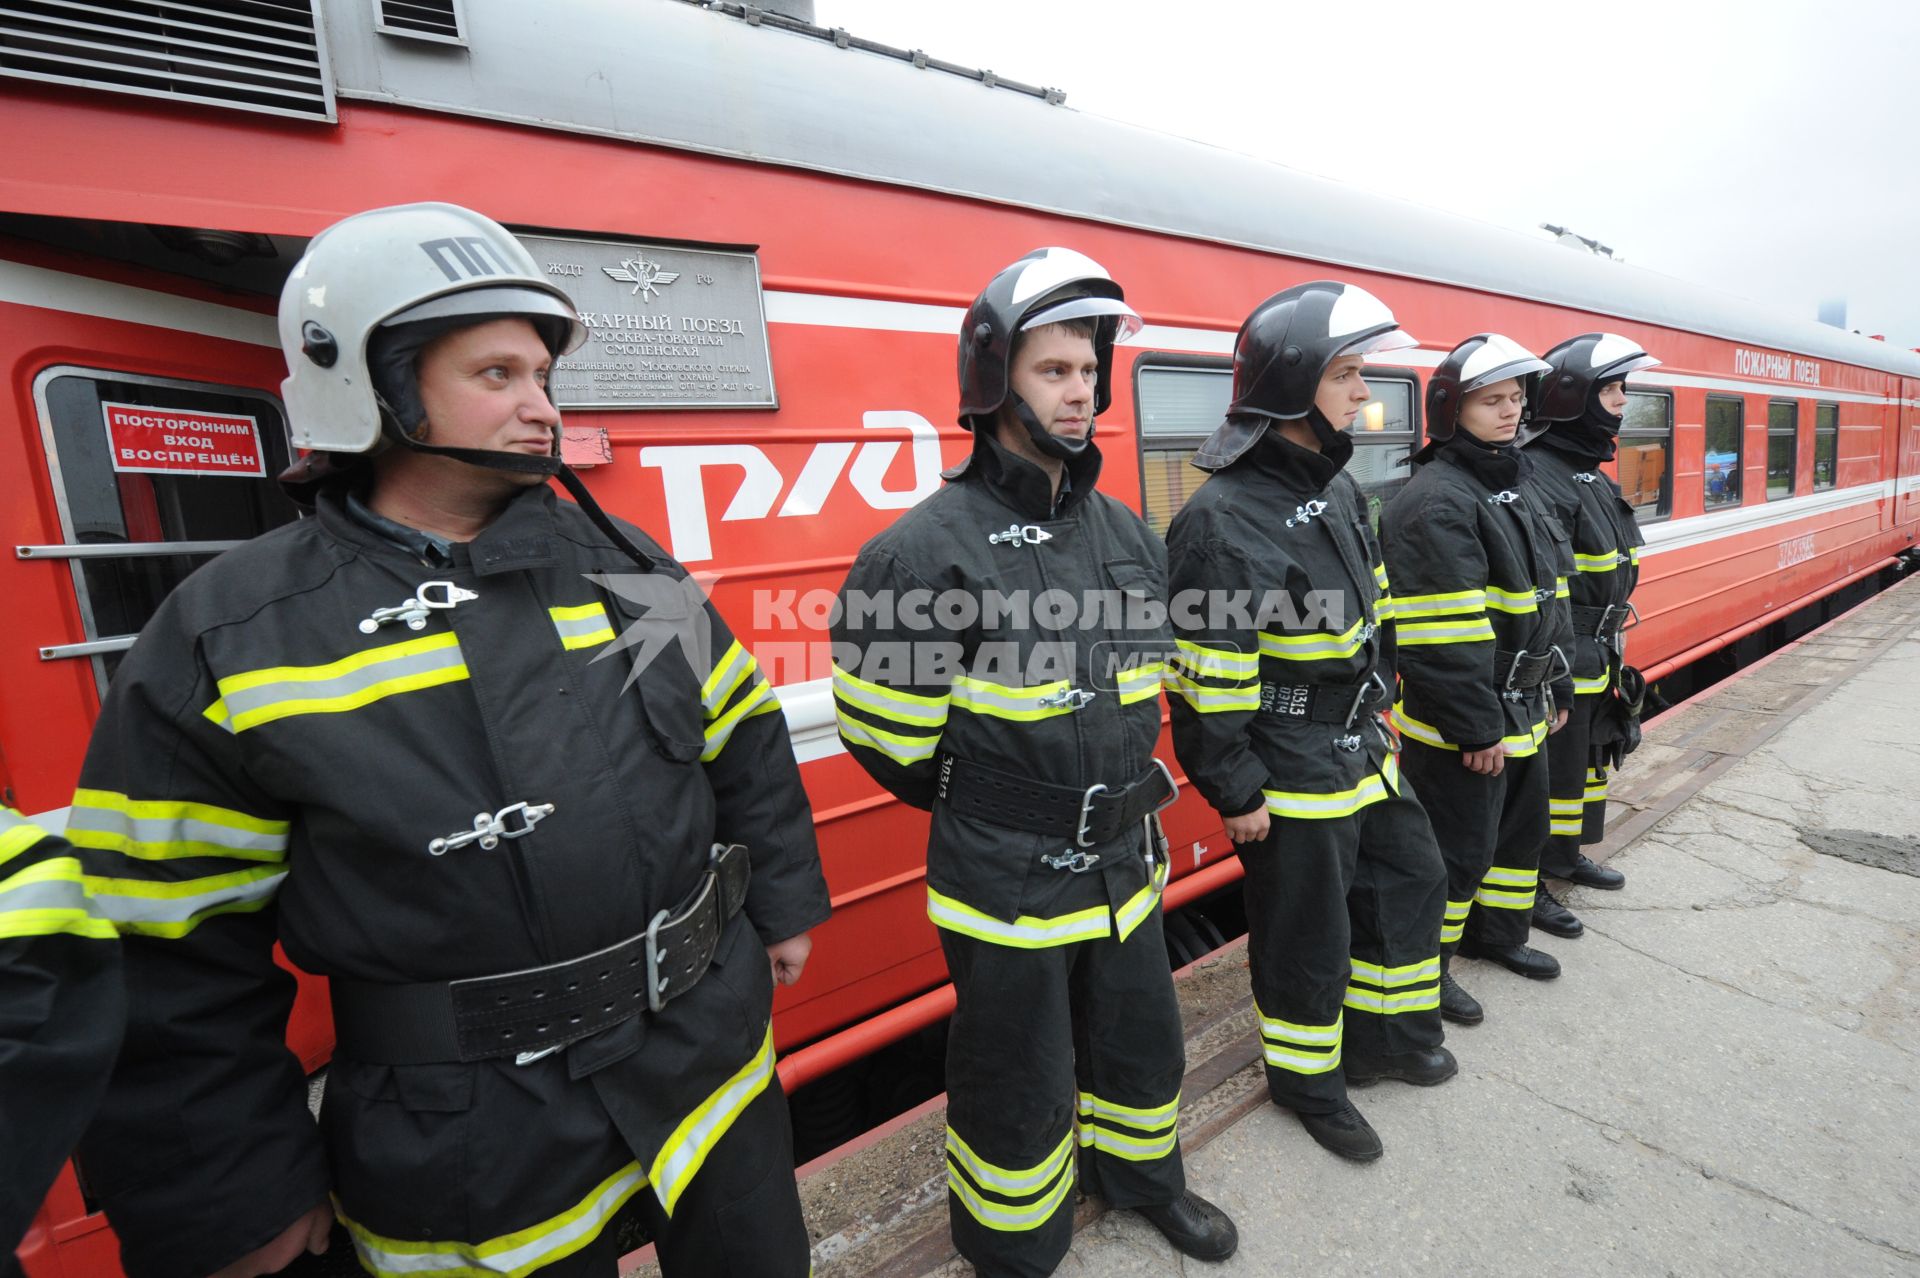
[1020, 295, 1146, 344]
[1599, 352, 1662, 382]
[1338, 326, 1419, 359]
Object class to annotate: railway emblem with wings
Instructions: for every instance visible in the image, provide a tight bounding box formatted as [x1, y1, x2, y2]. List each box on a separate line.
[602, 255, 680, 301]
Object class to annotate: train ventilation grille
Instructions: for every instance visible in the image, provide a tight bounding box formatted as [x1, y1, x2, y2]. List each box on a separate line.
[374, 0, 464, 45]
[0, 0, 334, 121]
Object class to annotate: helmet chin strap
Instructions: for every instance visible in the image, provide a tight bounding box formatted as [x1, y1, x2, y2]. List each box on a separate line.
[380, 407, 659, 573]
[1011, 394, 1095, 461]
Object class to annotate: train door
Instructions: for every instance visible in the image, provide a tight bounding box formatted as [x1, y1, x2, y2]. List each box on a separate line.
[1899, 377, 1920, 531]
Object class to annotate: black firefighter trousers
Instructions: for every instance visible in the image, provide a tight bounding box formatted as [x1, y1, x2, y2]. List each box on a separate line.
[939, 909, 1186, 1278]
[1543, 691, 1612, 877]
[1242, 781, 1447, 1114]
[1400, 736, 1550, 953]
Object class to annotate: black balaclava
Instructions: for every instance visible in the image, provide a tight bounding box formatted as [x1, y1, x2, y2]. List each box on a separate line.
[1543, 378, 1625, 463]
[1304, 406, 1356, 469]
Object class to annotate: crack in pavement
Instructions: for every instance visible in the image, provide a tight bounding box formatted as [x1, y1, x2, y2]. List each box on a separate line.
[1483, 1070, 1920, 1266]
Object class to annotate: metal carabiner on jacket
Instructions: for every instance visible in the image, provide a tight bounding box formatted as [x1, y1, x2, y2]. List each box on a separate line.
[988, 523, 1054, 547]
[428, 800, 555, 856]
[1488, 490, 1521, 505]
[1038, 686, 1097, 711]
[1370, 710, 1403, 755]
[1043, 849, 1103, 874]
[1343, 669, 1389, 729]
[1285, 499, 1329, 529]
[360, 580, 479, 634]
[1573, 471, 1600, 484]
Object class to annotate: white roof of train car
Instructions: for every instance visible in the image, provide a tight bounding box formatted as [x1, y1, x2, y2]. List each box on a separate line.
[326, 0, 1920, 381]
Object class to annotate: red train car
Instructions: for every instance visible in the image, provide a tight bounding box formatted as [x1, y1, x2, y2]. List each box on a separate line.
[3, 2, 1917, 1272]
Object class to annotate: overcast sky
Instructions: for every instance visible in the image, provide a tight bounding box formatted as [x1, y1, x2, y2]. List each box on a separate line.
[821, 0, 1919, 352]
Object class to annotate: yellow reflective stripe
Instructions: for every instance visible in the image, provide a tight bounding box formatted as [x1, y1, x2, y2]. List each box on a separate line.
[1555, 577, 1571, 599]
[1575, 550, 1622, 573]
[1116, 662, 1165, 705]
[204, 632, 469, 733]
[337, 1160, 649, 1278]
[1549, 798, 1584, 816]
[1, 812, 50, 866]
[548, 601, 615, 651]
[1350, 955, 1440, 988]
[1387, 589, 1484, 620]
[1373, 562, 1390, 590]
[1258, 617, 1368, 661]
[87, 864, 285, 938]
[1164, 670, 1260, 713]
[1550, 818, 1584, 836]
[1397, 617, 1496, 646]
[1629, 546, 1642, 566]
[1374, 596, 1397, 622]
[1256, 1007, 1343, 1073]
[1475, 866, 1538, 910]
[65, 789, 289, 864]
[1484, 586, 1540, 615]
[1504, 716, 1551, 758]
[1261, 756, 1399, 820]
[650, 1024, 776, 1216]
[701, 640, 756, 714]
[1343, 984, 1441, 1015]
[1441, 898, 1472, 944]
[1574, 671, 1611, 695]
[950, 675, 1079, 721]
[946, 1127, 1074, 1198]
[1114, 860, 1168, 942]
[1475, 886, 1536, 909]
[1077, 1120, 1179, 1161]
[1173, 638, 1259, 680]
[1584, 778, 1610, 802]
[1077, 1089, 1180, 1129]
[830, 662, 951, 730]
[835, 712, 941, 766]
[926, 887, 1111, 949]
[1550, 798, 1584, 833]
[947, 1154, 1075, 1233]
[1483, 866, 1538, 888]
[701, 680, 778, 762]
[0, 855, 119, 941]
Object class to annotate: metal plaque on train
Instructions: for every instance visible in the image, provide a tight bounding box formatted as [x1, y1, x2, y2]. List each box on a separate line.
[516, 234, 777, 410]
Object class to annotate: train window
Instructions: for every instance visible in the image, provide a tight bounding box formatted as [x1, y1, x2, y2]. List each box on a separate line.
[1135, 357, 1228, 535]
[1134, 357, 1417, 534]
[1618, 390, 1673, 521]
[1703, 395, 1743, 509]
[30, 368, 299, 693]
[1767, 400, 1798, 500]
[1813, 403, 1839, 491]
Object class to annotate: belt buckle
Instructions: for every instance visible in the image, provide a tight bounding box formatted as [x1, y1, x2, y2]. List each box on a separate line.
[1344, 670, 1388, 727]
[1075, 782, 1111, 848]
[645, 866, 717, 1014]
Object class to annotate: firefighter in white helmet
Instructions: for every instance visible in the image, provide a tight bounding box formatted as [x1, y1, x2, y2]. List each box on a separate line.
[68, 203, 829, 1277]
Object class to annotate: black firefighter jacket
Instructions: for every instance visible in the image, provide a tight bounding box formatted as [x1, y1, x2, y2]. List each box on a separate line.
[1165, 430, 1400, 822]
[67, 483, 829, 1278]
[1, 810, 123, 1265]
[1380, 436, 1576, 755]
[831, 434, 1172, 950]
[1526, 440, 1646, 696]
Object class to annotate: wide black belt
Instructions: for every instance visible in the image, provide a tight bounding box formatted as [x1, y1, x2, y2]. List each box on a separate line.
[937, 753, 1178, 847]
[1570, 603, 1631, 640]
[1258, 671, 1387, 725]
[1495, 648, 1555, 692]
[329, 842, 750, 1066]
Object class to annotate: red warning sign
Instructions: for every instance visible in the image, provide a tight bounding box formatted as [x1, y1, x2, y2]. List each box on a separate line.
[103, 403, 266, 477]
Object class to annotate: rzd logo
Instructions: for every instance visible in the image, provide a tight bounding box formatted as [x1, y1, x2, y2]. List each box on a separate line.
[640, 412, 945, 562]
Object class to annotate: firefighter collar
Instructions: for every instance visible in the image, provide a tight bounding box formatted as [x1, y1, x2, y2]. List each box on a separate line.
[345, 488, 455, 567]
[320, 484, 561, 576]
[947, 429, 1103, 523]
[1245, 421, 1350, 499]
[1436, 432, 1525, 491]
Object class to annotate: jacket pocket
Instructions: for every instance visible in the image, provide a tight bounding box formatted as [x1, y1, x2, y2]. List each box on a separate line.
[605, 589, 707, 763]
[324, 1061, 476, 1241]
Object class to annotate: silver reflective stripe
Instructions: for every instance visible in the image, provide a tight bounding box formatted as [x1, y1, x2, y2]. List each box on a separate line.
[65, 801, 288, 862]
[550, 604, 615, 650]
[830, 667, 949, 728]
[836, 714, 941, 765]
[0, 871, 91, 915]
[950, 677, 1076, 719]
[650, 1027, 777, 1214]
[946, 1128, 1073, 1196]
[90, 867, 285, 928]
[208, 635, 468, 732]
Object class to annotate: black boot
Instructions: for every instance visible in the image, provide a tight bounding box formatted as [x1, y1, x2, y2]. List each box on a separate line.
[1295, 1099, 1383, 1162]
[1531, 887, 1584, 938]
[1440, 970, 1484, 1025]
[1345, 1046, 1458, 1088]
[1459, 937, 1562, 979]
[1564, 852, 1626, 890]
[1134, 1190, 1239, 1262]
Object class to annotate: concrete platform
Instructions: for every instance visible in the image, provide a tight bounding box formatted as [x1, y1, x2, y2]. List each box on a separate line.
[728, 574, 1920, 1277]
